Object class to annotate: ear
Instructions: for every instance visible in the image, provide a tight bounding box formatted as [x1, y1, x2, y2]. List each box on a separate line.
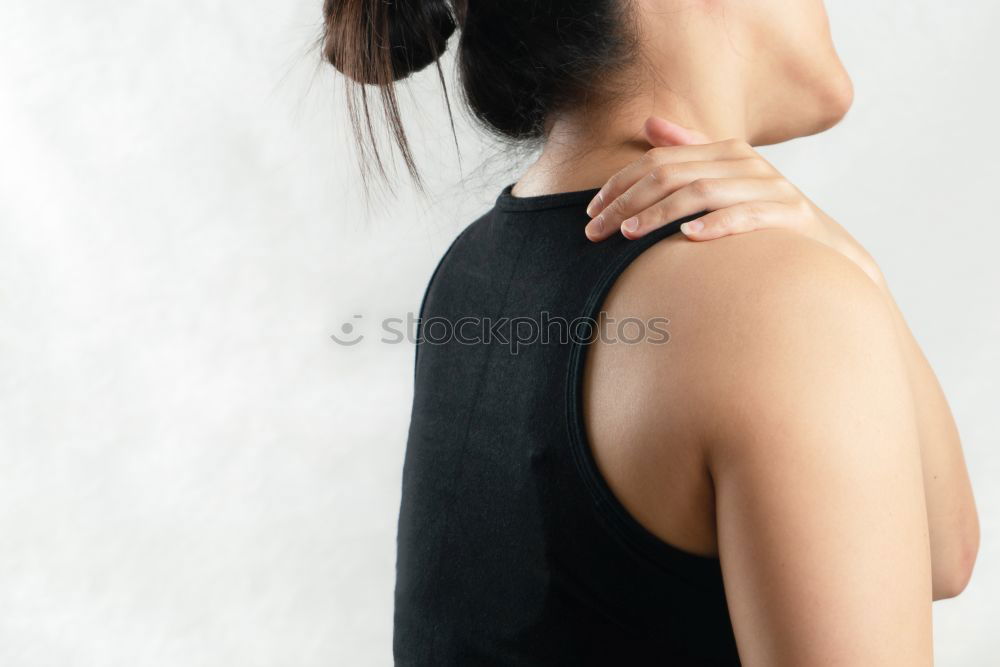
[643, 116, 712, 147]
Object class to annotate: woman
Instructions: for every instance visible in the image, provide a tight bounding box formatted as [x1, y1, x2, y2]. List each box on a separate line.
[324, 1, 979, 664]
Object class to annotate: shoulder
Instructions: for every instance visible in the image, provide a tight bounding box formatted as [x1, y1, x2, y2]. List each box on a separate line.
[622, 226, 884, 314]
[608, 227, 893, 354]
[600, 227, 904, 445]
[419, 209, 493, 306]
[615, 226, 893, 348]
[584, 227, 921, 567]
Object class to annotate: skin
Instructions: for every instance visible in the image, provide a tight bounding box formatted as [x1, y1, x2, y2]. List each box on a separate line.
[510, 0, 979, 663]
[586, 229, 934, 665]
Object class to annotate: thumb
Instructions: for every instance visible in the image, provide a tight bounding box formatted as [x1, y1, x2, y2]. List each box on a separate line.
[643, 116, 712, 147]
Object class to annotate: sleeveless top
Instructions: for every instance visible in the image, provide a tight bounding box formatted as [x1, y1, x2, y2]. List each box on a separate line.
[394, 185, 741, 666]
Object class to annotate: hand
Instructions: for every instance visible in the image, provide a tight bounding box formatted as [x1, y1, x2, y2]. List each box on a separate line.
[585, 117, 885, 288]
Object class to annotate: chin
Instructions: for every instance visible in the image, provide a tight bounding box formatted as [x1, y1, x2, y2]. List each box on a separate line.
[753, 66, 855, 146]
[811, 66, 855, 133]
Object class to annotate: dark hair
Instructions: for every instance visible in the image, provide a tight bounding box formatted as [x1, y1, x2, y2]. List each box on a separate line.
[322, 0, 636, 187]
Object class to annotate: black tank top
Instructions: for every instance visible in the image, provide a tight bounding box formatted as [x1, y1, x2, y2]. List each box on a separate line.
[394, 185, 740, 666]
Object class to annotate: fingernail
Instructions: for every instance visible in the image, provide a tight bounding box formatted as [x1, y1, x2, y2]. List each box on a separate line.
[680, 220, 703, 236]
[586, 216, 604, 238]
[622, 217, 639, 233]
[586, 192, 604, 217]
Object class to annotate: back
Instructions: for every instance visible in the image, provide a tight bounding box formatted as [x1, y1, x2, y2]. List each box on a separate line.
[394, 186, 739, 665]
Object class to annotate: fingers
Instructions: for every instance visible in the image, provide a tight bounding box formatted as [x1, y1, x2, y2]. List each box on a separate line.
[586, 138, 756, 218]
[585, 160, 777, 241]
[643, 117, 712, 147]
[621, 178, 793, 240]
[678, 201, 802, 241]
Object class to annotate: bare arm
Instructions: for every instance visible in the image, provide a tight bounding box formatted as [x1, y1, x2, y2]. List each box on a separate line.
[585, 117, 979, 600]
[691, 237, 933, 665]
[875, 278, 979, 599]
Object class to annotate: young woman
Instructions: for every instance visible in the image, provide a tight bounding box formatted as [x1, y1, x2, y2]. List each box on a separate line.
[324, 1, 979, 664]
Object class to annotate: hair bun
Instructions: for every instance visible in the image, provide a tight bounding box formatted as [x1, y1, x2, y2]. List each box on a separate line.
[387, 1, 456, 80]
[325, 0, 456, 85]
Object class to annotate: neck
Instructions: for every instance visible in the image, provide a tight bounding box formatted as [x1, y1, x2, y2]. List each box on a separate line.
[511, 95, 748, 198]
[512, 5, 753, 198]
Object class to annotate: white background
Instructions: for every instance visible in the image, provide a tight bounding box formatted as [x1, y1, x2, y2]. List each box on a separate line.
[1, 1, 997, 665]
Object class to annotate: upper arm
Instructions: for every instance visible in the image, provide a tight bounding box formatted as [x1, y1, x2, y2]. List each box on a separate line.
[688, 233, 933, 665]
[883, 293, 979, 600]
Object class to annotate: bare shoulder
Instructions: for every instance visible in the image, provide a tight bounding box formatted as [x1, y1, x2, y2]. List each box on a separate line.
[584, 228, 905, 556]
[600, 229, 933, 664]
[599, 227, 902, 447]
[625, 228, 913, 413]
[619, 226, 888, 325]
